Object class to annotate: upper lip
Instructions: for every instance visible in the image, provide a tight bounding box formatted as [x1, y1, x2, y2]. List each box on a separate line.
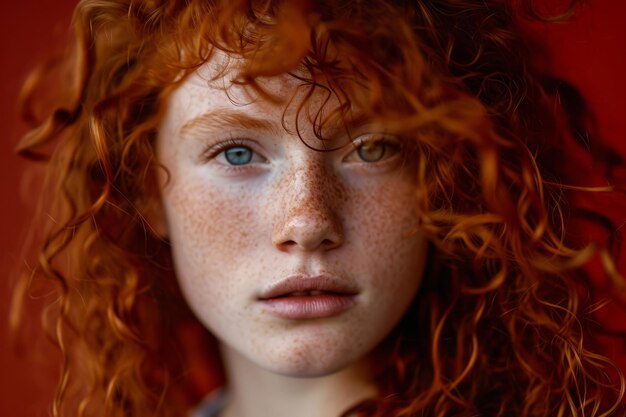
[258, 275, 359, 300]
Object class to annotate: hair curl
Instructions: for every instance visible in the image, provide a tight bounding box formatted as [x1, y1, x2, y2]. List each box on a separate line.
[13, 0, 626, 416]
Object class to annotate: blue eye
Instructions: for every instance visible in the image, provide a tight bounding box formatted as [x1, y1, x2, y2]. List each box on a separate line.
[224, 146, 254, 165]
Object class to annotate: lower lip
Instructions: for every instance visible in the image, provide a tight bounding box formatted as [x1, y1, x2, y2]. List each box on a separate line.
[259, 294, 357, 320]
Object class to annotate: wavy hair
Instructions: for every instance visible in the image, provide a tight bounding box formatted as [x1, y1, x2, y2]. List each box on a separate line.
[13, 0, 626, 416]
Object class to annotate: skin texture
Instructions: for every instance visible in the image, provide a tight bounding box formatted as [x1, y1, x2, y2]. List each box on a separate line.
[156, 56, 429, 416]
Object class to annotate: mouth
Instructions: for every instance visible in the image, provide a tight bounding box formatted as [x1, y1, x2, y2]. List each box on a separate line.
[258, 275, 359, 299]
[267, 290, 350, 298]
[258, 275, 359, 320]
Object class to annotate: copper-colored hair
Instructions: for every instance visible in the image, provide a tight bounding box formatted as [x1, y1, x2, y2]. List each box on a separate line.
[13, 0, 625, 416]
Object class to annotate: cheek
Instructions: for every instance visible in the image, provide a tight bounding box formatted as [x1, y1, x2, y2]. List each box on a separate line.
[341, 178, 427, 328]
[167, 187, 250, 258]
[161, 176, 262, 303]
[345, 180, 424, 277]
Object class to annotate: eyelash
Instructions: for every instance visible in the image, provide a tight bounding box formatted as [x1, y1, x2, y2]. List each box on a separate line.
[202, 136, 402, 168]
[202, 138, 265, 165]
[347, 136, 403, 164]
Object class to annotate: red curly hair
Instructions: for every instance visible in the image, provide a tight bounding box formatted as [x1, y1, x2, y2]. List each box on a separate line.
[13, 0, 626, 416]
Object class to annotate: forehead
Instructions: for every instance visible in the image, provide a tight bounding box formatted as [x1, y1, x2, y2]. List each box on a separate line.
[173, 62, 298, 121]
[164, 51, 375, 142]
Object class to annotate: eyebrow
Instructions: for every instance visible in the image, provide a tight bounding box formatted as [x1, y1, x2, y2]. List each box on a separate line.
[180, 109, 281, 138]
[179, 108, 377, 146]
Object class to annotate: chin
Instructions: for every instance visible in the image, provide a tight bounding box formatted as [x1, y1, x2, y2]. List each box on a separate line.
[253, 335, 368, 378]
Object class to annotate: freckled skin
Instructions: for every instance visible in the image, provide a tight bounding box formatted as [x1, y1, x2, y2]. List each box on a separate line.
[156, 60, 429, 379]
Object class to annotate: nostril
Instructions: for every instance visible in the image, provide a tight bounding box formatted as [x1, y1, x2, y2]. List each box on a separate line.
[321, 238, 338, 248]
[272, 207, 345, 252]
[274, 231, 343, 252]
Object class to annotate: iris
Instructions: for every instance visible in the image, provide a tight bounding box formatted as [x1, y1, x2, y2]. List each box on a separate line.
[357, 142, 386, 162]
[225, 146, 253, 165]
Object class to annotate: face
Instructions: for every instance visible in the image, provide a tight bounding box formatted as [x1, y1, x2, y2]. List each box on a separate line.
[156, 56, 428, 377]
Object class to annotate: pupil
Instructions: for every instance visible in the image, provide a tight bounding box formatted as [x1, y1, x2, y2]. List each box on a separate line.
[225, 147, 253, 165]
[357, 142, 385, 162]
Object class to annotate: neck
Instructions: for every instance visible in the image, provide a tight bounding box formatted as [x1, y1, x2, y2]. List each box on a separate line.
[219, 345, 377, 417]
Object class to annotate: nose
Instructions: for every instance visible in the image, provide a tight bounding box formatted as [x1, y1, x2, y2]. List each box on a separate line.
[271, 158, 344, 253]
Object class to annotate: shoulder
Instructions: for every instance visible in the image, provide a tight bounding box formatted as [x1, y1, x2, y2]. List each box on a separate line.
[190, 389, 228, 417]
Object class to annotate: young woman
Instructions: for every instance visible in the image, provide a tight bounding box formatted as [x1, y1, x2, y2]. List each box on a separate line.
[13, 0, 626, 416]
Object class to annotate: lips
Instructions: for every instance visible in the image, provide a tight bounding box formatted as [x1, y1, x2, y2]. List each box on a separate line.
[276, 290, 332, 297]
[258, 275, 359, 320]
[258, 275, 359, 300]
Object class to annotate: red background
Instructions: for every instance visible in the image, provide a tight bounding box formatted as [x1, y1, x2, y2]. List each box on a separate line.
[1, 2, 625, 416]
